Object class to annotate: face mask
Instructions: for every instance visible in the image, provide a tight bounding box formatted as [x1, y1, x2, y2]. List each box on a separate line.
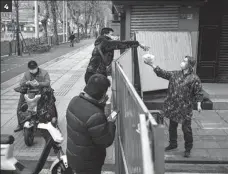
[109, 35, 118, 40]
[180, 57, 189, 70]
[29, 68, 38, 74]
[99, 94, 109, 105]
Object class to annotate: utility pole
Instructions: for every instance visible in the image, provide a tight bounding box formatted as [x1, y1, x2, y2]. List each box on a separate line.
[66, 2, 68, 41]
[62, 0, 65, 43]
[34, 1, 39, 38]
[15, 0, 21, 56]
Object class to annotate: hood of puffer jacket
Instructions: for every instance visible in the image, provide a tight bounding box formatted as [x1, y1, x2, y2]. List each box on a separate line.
[94, 35, 111, 46]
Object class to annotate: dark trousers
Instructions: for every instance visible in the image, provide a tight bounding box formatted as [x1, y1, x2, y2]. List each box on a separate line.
[16, 93, 26, 126]
[169, 119, 193, 151]
[70, 40, 74, 47]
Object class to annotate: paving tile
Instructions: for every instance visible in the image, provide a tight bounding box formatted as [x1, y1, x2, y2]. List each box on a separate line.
[218, 141, 228, 148]
[193, 140, 221, 149]
[207, 149, 228, 160]
[213, 102, 228, 110]
[224, 129, 228, 135]
[196, 129, 227, 136]
[191, 149, 210, 158]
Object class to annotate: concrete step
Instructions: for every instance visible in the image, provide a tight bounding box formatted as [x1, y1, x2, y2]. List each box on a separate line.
[144, 97, 214, 110]
[165, 163, 228, 173]
[19, 159, 115, 174]
[203, 83, 228, 99]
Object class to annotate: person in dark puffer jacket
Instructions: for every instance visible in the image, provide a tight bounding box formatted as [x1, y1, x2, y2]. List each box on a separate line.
[85, 27, 150, 84]
[66, 74, 116, 174]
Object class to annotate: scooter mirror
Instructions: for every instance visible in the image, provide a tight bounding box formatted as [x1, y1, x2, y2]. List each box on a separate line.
[21, 103, 28, 112]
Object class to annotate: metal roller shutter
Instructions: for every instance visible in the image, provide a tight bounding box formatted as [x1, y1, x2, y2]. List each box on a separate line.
[217, 14, 228, 82]
[130, 5, 180, 35]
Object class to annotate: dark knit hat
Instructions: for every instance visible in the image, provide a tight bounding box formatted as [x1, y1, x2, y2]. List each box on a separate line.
[185, 56, 196, 68]
[28, 60, 38, 70]
[83, 74, 111, 100]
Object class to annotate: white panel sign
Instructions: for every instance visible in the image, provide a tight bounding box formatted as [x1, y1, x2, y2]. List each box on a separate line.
[136, 31, 193, 92]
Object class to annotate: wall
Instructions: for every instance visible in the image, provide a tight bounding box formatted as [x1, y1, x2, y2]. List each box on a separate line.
[111, 22, 120, 37]
[178, 7, 199, 73]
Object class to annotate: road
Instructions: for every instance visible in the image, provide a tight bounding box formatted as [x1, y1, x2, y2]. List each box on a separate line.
[1, 39, 95, 83]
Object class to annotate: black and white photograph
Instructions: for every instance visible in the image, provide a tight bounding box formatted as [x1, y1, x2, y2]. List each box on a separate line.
[0, 0, 228, 174]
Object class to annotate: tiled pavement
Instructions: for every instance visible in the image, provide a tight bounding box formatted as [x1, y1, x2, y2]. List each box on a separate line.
[164, 110, 228, 162]
[0, 44, 115, 171]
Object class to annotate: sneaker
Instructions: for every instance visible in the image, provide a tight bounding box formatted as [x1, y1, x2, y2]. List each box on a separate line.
[14, 125, 23, 132]
[184, 150, 191, 158]
[165, 144, 177, 151]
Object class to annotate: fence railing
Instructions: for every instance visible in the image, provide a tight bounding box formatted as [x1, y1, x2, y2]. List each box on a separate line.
[112, 49, 165, 174]
[1, 34, 66, 57]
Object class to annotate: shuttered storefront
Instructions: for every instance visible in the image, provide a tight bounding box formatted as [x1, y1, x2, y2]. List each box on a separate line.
[217, 13, 228, 82]
[130, 5, 180, 35]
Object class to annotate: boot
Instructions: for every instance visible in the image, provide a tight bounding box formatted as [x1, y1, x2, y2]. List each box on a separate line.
[14, 125, 23, 132]
[165, 144, 177, 151]
[184, 150, 191, 158]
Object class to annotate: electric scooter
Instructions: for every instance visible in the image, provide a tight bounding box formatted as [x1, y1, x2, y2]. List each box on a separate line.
[0, 105, 73, 174]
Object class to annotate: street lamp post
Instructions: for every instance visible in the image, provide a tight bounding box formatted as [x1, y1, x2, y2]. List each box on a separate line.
[63, 0, 65, 43]
[34, 0, 39, 39]
[15, 0, 21, 56]
[66, 2, 68, 42]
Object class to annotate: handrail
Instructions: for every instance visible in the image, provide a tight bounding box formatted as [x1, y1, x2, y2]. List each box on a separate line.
[139, 114, 155, 174]
[119, 136, 130, 174]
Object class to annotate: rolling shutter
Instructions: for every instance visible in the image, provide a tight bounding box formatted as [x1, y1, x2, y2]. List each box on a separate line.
[217, 14, 228, 82]
[130, 5, 180, 35]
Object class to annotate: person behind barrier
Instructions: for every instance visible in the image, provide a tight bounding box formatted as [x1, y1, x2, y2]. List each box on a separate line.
[69, 31, 75, 47]
[84, 27, 150, 84]
[144, 55, 203, 158]
[14, 60, 51, 132]
[66, 74, 116, 174]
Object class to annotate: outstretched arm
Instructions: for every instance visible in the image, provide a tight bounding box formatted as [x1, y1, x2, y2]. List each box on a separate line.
[100, 40, 148, 52]
[145, 63, 173, 80]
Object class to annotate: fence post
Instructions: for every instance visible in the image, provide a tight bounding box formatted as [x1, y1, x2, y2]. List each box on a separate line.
[21, 41, 24, 53]
[9, 41, 12, 56]
[153, 125, 165, 174]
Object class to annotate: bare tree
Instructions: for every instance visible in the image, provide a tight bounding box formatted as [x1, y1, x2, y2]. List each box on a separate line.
[40, 1, 49, 43]
[50, 0, 59, 45]
[67, 1, 83, 38]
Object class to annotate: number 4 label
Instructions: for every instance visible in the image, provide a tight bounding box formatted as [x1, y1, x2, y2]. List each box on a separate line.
[4, 4, 9, 10]
[1, 1, 12, 12]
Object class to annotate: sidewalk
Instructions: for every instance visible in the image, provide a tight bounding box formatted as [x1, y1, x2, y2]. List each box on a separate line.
[164, 110, 228, 163]
[0, 44, 115, 173]
[1, 39, 95, 83]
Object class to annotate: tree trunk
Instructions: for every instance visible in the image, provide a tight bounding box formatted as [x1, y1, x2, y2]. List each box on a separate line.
[14, 0, 21, 56]
[50, 0, 59, 45]
[41, 1, 49, 44]
[67, 21, 71, 36]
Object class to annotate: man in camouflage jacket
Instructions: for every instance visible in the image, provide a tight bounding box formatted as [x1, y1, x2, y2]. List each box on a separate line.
[85, 27, 149, 84]
[144, 56, 203, 158]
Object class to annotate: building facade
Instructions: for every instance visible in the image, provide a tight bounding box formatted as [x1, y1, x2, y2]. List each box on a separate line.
[112, 0, 228, 83]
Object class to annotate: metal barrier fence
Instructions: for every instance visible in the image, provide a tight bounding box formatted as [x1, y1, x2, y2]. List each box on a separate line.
[112, 50, 165, 174]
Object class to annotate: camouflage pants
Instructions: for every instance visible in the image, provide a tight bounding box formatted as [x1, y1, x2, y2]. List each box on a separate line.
[169, 119, 193, 151]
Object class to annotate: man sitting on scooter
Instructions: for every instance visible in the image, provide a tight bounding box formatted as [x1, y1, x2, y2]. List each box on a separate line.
[14, 60, 52, 132]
